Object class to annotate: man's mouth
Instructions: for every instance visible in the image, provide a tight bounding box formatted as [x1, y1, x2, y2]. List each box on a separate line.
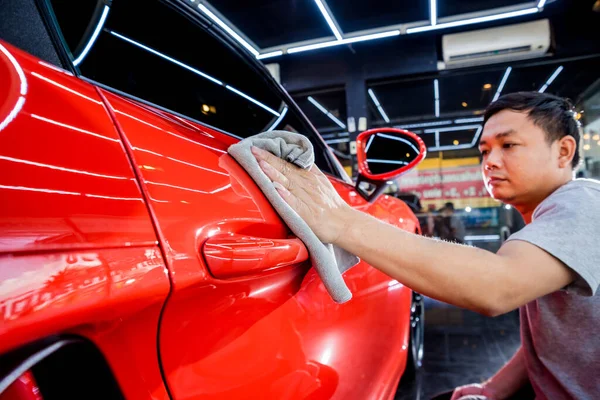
[487, 177, 507, 185]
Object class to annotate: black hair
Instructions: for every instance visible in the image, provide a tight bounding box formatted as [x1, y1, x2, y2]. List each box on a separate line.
[483, 92, 581, 169]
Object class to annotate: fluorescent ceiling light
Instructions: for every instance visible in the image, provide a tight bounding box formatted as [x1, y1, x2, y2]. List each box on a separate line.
[492, 66, 512, 102]
[366, 135, 375, 152]
[539, 65, 563, 93]
[537, 0, 547, 8]
[110, 31, 280, 118]
[322, 132, 349, 139]
[257, 51, 283, 60]
[267, 106, 288, 130]
[197, 3, 259, 57]
[455, 117, 484, 123]
[377, 133, 420, 153]
[74, 5, 110, 66]
[398, 120, 452, 129]
[430, 0, 437, 26]
[424, 124, 481, 133]
[308, 96, 346, 128]
[325, 138, 350, 144]
[430, 125, 482, 151]
[368, 89, 390, 123]
[110, 31, 223, 85]
[313, 0, 343, 41]
[226, 85, 280, 116]
[367, 159, 409, 165]
[434, 79, 440, 117]
[406, 7, 539, 34]
[287, 30, 400, 54]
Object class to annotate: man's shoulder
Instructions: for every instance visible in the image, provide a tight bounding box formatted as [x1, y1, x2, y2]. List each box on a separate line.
[558, 178, 600, 194]
[535, 179, 600, 216]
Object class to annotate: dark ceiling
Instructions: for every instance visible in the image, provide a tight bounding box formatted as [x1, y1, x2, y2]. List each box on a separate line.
[205, 0, 600, 154]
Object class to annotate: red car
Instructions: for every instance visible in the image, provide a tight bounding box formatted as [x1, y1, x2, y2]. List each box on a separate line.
[0, 1, 425, 399]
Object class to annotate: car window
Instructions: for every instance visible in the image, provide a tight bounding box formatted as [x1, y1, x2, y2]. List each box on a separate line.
[45, 0, 336, 175]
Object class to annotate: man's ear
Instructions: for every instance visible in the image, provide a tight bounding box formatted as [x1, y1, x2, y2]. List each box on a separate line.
[557, 135, 577, 169]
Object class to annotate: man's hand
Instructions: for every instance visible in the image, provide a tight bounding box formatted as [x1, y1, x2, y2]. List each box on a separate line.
[451, 383, 498, 400]
[251, 146, 353, 244]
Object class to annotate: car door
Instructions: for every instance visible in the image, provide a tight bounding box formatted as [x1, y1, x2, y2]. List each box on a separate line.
[40, 0, 418, 398]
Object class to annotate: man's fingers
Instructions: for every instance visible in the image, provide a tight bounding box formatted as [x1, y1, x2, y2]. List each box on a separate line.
[259, 160, 291, 188]
[251, 146, 290, 172]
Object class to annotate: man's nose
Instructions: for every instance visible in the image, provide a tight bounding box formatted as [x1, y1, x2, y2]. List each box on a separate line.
[484, 148, 502, 170]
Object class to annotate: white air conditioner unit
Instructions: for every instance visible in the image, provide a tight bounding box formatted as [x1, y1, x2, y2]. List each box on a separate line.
[440, 19, 551, 69]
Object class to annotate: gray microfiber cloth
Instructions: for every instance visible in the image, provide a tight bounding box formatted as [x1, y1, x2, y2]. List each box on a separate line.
[228, 130, 359, 303]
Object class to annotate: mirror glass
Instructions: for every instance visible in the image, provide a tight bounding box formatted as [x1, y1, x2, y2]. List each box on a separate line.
[364, 131, 422, 175]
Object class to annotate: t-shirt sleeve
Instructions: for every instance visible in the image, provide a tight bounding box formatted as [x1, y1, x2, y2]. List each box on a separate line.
[506, 184, 600, 296]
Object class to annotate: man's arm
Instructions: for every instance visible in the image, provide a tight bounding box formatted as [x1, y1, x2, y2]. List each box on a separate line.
[253, 146, 576, 315]
[337, 208, 575, 316]
[452, 347, 529, 400]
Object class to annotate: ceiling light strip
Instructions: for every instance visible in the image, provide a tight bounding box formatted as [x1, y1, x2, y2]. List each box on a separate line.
[376, 133, 420, 153]
[313, 0, 343, 40]
[538, 65, 564, 93]
[455, 117, 484, 123]
[398, 120, 452, 129]
[197, 3, 259, 57]
[109, 31, 223, 85]
[367, 159, 409, 165]
[430, 0, 437, 26]
[257, 51, 283, 60]
[537, 0, 547, 8]
[307, 96, 346, 128]
[267, 106, 288, 130]
[434, 79, 440, 118]
[492, 66, 512, 102]
[226, 86, 280, 116]
[110, 31, 279, 117]
[424, 124, 482, 133]
[73, 5, 110, 66]
[406, 7, 539, 34]
[287, 30, 400, 54]
[368, 89, 390, 123]
[325, 138, 350, 144]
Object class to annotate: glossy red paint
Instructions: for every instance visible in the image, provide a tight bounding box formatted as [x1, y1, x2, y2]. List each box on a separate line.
[356, 128, 427, 181]
[0, 247, 171, 400]
[0, 371, 42, 400]
[101, 89, 415, 399]
[0, 41, 170, 400]
[1, 33, 422, 400]
[203, 234, 309, 279]
[0, 42, 157, 254]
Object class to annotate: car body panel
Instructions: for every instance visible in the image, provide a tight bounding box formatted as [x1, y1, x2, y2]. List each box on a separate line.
[1, 11, 423, 396]
[0, 42, 157, 254]
[0, 42, 170, 400]
[102, 89, 418, 399]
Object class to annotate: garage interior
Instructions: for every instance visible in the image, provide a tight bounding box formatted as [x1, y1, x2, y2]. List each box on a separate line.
[1, 0, 599, 399]
[193, 0, 600, 398]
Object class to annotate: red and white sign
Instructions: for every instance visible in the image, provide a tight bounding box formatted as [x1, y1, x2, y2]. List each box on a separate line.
[398, 165, 489, 200]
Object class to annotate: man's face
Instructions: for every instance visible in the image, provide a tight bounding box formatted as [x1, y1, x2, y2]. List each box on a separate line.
[479, 110, 561, 205]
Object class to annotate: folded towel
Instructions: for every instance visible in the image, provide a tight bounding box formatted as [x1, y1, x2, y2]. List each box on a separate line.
[228, 130, 359, 303]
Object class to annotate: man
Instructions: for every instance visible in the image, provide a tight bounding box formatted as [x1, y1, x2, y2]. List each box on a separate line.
[252, 92, 599, 399]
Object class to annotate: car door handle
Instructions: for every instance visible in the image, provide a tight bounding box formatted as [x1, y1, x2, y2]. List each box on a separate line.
[202, 234, 309, 279]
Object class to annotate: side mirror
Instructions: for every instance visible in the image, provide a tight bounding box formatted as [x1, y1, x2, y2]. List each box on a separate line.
[355, 128, 426, 202]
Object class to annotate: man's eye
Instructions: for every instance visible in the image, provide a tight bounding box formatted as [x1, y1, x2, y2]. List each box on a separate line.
[480, 150, 489, 156]
[503, 143, 516, 149]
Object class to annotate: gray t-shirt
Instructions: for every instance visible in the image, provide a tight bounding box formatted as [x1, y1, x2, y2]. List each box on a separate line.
[506, 179, 600, 399]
